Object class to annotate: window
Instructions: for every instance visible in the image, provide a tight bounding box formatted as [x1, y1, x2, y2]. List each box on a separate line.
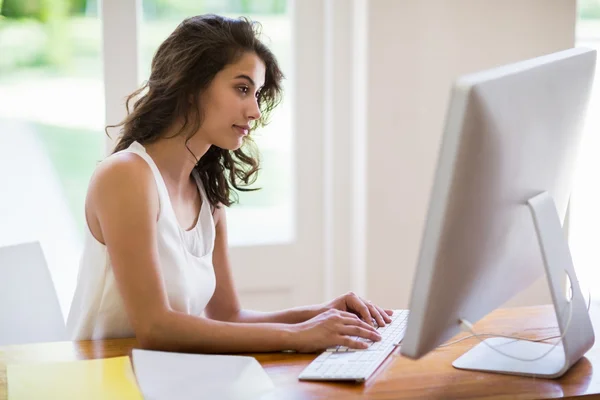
[0, 0, 104, 316]
[570, 0, 600, 298]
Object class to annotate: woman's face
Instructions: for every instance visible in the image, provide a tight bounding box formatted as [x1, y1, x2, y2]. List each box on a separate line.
[192, 51, 266, 151]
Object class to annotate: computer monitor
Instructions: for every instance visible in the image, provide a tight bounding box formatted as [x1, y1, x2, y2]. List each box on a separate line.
[400, 48, 597, 379]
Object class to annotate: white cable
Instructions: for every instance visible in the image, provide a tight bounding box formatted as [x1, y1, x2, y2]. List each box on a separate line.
[438, 332, 554, 348]
[438, 288, 586, 348]
[458, 294, 574, 362]
[438, 280, 591, 359]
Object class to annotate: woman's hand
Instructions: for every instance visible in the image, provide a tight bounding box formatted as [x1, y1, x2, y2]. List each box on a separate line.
[323, 291, 393, 327]
[290, 309, 382, 353]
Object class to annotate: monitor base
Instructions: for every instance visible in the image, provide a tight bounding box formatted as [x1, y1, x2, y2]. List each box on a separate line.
[453, 192, 594, 379]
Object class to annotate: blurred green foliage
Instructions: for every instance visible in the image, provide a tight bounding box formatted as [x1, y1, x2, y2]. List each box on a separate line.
[0, 0, 286, 72]
[142, 0, 286, 19]
[580, 0, 600, 19]
[0, 0, 70, 70]
[0, 0, 286, 20]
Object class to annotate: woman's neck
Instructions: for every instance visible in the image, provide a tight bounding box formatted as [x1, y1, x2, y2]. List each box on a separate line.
[143, 133, 210, 193]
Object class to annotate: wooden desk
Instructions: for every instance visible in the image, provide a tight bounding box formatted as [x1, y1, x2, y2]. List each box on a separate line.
[1, 305, 599, 400]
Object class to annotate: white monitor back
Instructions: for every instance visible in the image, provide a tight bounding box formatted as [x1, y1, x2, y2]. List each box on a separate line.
[401, 48, 597, 360]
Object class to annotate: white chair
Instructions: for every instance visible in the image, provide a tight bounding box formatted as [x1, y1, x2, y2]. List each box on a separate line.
[0, 241, 67, 345]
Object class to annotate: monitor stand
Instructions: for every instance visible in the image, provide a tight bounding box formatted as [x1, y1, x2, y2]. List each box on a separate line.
[452, 191, 595, 378]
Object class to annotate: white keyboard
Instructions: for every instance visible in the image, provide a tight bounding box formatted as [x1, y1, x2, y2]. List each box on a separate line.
[298, 309, 409, 382]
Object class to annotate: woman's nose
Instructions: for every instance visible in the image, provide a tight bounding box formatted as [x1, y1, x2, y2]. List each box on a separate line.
[247, 99, 262, 121]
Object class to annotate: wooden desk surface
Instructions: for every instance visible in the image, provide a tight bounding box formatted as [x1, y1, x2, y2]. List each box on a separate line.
[1, 305, 599, 400]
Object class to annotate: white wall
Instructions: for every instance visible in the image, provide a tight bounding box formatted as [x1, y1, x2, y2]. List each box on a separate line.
[364, 0, 576, 309]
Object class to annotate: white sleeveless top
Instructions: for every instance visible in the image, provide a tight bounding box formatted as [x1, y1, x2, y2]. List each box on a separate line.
[66, 141, 217, 340]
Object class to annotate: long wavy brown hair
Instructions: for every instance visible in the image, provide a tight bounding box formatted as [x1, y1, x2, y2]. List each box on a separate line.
[107, 14, 284, 209]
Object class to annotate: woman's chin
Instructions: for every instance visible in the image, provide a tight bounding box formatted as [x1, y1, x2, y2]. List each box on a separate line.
[231, 136, 246, 150]
[217, 140, 244, 151]
[213, 134, 246, 151]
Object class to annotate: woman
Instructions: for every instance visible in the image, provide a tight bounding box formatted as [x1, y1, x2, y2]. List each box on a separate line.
[67, 14, 392, 353]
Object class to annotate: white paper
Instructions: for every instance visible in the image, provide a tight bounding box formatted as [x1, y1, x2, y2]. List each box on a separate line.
[132, 349, 275, 400]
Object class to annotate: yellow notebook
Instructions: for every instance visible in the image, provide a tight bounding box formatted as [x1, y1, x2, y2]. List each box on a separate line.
[7, 356, 143, 400]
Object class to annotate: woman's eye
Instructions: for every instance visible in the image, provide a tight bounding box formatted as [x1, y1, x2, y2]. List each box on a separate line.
[238, 86, 249, 94]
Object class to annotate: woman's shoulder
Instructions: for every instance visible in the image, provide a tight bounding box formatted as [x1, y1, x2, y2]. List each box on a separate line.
[88, 151, 158, 208]
[93, 151, 152, 185]
[84, 151, 160, 245]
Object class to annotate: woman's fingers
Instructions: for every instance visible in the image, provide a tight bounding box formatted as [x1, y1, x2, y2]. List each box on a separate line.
[365, 302, 386, 327]
[374, 304, 392, 324]
[348, 293, 372, 325]
[341, 314, 377, 332]
[338, 325, 381, 342]
[341, 336, 370, 349]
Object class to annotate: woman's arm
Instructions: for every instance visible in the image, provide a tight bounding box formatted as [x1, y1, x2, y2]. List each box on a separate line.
[89, 154, 379, 353]
[227, 306, 324, 324]
[204, 206, 326, 324]
[88, 154, 301, 353]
